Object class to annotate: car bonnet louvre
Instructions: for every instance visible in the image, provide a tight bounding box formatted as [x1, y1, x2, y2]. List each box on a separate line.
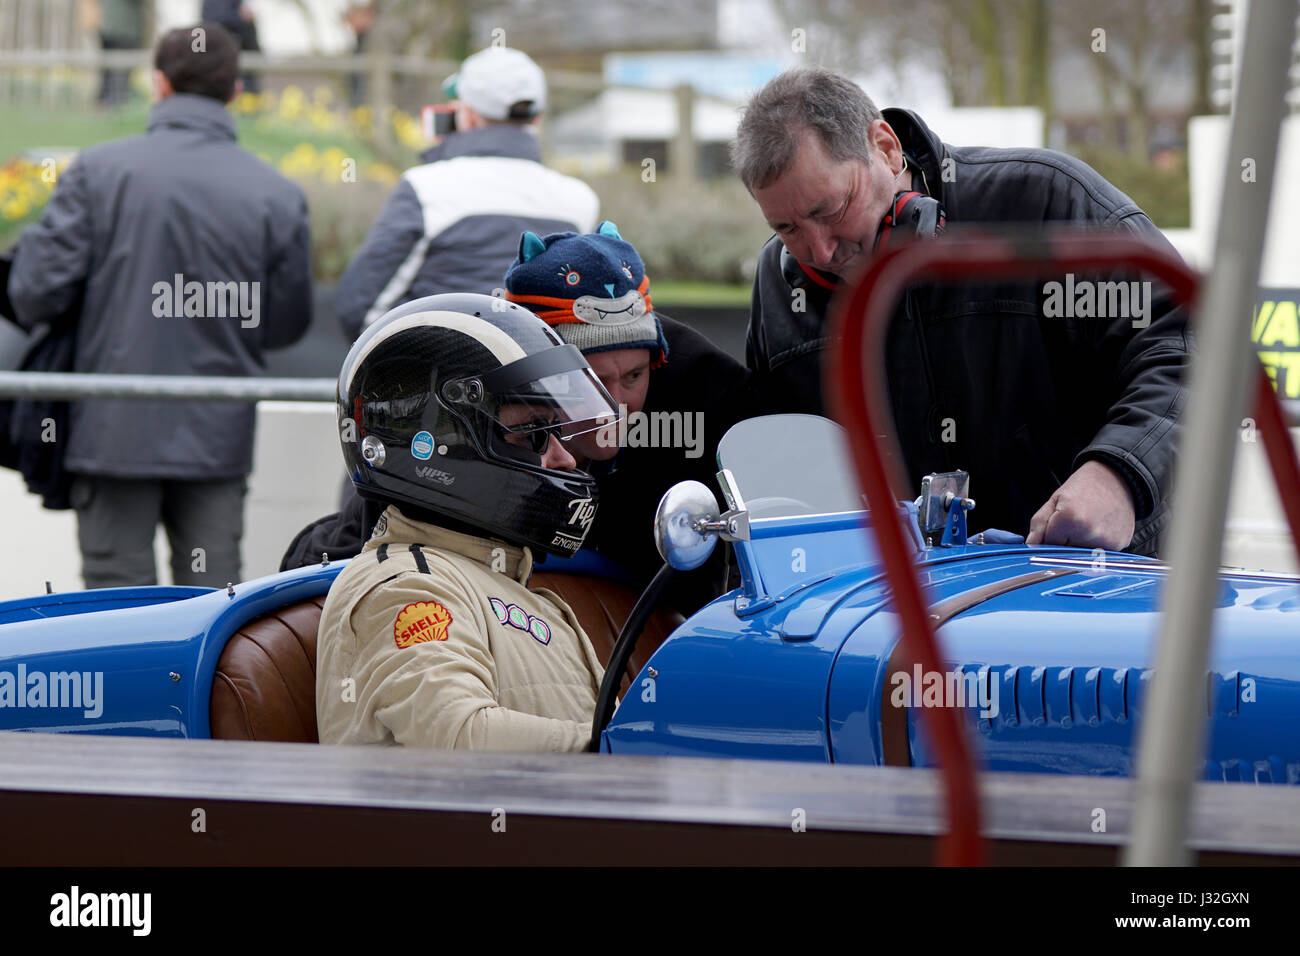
[1042, 575, 1156, 599]
[1245, 585, 1300, 612]
[880, 567, 1078, 765]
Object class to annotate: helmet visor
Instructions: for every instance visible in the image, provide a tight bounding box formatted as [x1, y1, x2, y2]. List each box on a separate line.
[494, 368, 621, 453]
[450, 345, 619, 458]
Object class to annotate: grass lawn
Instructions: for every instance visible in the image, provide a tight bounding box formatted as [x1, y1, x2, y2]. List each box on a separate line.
[651, 280, 751, 307]
[2, 98, 753, 302]
[0, 97, 396, 251]
[0, 100, 388, 166]
[0, 102, 153, 159]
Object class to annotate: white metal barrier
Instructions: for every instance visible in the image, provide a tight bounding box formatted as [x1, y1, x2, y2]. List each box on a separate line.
[0, 400, 340, 599]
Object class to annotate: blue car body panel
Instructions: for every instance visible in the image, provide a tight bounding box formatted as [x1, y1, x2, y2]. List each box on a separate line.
[1, 504, 1297, 785]
[601, 508, 1300, 784]
[0, 564, 342, 737]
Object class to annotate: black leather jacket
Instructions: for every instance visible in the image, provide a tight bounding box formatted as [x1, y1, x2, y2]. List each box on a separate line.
[746, 108, 1191, 555]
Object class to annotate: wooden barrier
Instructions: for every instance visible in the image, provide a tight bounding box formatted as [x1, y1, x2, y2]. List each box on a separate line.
[0, 731, 1296, 865]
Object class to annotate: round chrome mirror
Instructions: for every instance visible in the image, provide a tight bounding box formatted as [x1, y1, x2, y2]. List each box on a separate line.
[653, 480, 721, 571]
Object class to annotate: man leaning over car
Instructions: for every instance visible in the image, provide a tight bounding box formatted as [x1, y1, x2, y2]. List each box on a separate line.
[735, 67, 1190, 557]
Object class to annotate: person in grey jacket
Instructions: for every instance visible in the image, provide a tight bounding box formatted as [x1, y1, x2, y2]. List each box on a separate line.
[334, 46, 598, 340]
[7, 24, 312, 589]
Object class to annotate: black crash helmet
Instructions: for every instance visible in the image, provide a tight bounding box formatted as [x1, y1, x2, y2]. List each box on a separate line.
[338, 293, 619, 556]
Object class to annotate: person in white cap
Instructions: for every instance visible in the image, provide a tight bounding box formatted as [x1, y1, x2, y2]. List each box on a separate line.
[451, 45, 547, 125]
[335, 46, 599, 341]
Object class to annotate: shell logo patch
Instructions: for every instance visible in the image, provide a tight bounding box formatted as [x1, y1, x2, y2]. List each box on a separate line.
[394, 601, 453, 649]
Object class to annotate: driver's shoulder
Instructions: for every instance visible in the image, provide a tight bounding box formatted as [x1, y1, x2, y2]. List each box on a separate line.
[326, 541, 478, 620]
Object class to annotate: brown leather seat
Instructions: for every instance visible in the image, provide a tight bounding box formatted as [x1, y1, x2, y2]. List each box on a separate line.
[210, 595, 325, 742]
[210, 575, 685, 742]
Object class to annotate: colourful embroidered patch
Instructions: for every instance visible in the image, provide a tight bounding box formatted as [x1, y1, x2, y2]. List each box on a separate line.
[488, 597, 552, 645]
[528, 617, 551, 645]
[393, 601, 453, 648]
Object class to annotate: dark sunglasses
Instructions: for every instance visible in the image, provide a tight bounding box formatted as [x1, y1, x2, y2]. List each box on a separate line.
[502, 418, 564, 455]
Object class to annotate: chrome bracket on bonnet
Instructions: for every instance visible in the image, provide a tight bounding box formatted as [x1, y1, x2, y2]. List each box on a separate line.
[712, 468, 751, 542]
[915, 471, 976, 546]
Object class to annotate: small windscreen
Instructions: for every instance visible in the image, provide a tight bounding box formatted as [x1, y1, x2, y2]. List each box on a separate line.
[717, 414, 866, 519]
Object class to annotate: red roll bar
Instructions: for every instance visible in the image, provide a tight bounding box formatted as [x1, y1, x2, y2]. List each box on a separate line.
[824, 230, 1300, 866]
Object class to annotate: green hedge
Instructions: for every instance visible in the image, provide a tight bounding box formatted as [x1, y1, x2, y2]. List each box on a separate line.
[1072, 146, 1191, 229]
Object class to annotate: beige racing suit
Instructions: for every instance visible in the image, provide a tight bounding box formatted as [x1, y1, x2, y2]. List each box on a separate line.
[316, 505, 605, 751]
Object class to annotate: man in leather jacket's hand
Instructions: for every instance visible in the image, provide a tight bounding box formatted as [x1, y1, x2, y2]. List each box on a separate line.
[1026, 460, 1135, 551]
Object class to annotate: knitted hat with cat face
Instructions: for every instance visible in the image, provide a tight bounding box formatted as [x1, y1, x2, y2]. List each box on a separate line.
[499, 221, 668, 366]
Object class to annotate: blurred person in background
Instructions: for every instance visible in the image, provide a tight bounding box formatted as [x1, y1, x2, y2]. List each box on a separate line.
[5, 24, 312, 590]
[343, 2, 375, 107]
[334, 46, 598, 341]
[201, 0, 261, 94]
[82, 0, 145, 108]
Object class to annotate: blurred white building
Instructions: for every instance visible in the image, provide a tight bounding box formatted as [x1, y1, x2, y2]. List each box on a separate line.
[547, 47, 1045, 180]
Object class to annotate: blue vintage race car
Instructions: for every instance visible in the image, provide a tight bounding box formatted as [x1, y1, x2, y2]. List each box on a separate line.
[0, 413, 1296, 785]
